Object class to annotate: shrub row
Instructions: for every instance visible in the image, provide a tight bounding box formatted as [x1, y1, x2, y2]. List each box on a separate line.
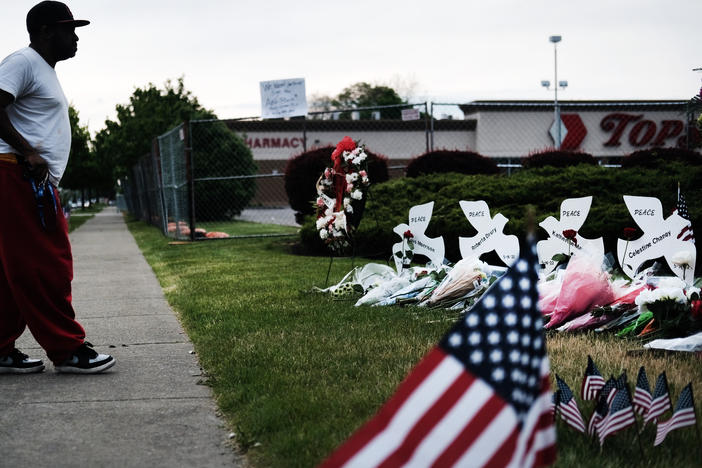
[298, 162, 701, 275]
[284, 146, 389, 224]
[405, 150, 499, 177]
[286, 147, 702, 222]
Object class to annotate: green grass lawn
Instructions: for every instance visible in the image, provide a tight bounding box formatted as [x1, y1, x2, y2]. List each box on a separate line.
[196, 220, 299, 237]
[68, 213, 93, 232]
[127, 217, 702, 468]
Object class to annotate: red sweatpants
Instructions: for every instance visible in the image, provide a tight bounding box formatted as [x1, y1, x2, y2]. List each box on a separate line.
[0, 160, 85, 364]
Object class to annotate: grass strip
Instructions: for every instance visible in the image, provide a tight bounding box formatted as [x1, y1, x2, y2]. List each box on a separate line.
[68, 214, 93, 232]
[127, 217, 702, 468]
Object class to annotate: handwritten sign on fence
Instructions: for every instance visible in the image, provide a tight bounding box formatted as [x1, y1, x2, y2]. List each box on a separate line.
[260, 78, 307, 119]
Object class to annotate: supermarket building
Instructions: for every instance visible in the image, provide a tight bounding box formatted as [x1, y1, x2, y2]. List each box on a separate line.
[225, 100, 693, 172]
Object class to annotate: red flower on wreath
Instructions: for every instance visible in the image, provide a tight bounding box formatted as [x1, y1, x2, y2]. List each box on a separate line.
[403, 230, 414, 239]
[331, 136, 356, 162]
[330, 137, 356, 210]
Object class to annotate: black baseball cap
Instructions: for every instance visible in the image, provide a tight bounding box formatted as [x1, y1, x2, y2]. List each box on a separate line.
[26, 1, 90, 34]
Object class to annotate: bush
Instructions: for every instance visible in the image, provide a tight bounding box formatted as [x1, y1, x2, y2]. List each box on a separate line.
[284, 146, 389, 224]
[299, 163, 701, 272]
[522, 149, 596, 168]
[620, 147, 702, 168]
[191, 121, 257, 221]
[405, 150, 498, 177]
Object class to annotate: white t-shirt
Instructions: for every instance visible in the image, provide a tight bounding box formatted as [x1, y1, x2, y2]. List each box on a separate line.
[0, 46, 71, 185]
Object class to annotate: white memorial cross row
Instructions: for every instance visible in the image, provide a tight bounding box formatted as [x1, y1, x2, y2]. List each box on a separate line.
[617, 195, 696, 285]
[458, 200, 519, 267]
[536, 196, 604, 273]
[392, 202, 445, 274]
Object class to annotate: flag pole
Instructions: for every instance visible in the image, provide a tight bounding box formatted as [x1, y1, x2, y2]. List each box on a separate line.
[665, 374, 673, 421]
[553, 389, 561, 424]
[624, 378, 645, 461]
[690, 384, 702, 461]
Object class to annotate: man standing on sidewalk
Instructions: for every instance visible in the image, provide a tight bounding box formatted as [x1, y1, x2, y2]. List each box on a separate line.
[0, 2, 114, 374]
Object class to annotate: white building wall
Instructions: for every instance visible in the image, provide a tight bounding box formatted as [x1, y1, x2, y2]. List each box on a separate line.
[471, 108, 688, 158]
[232, 102, 689, 162]
[240, 129, 475, 160]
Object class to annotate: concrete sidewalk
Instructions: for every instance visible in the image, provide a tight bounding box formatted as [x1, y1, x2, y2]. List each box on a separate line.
[1, 208, 243, 468]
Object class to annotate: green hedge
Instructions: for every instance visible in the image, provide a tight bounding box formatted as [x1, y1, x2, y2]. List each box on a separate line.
[299, 163, 701, 271]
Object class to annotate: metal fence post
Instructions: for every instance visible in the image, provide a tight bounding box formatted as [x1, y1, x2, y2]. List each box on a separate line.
[302, 116, 308, 152]
[423, 102, 430, 153]
[429, 101, 434, 151]
[183, 120, 196, 242]
[151, 136, 167, 235]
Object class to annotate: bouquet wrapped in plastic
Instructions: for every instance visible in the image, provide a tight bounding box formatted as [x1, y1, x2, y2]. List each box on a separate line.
[422, 259, 501, 309]
[544, 254, 615, 329]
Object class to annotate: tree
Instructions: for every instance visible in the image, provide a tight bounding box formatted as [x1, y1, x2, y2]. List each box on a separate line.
[61, 106, 100, 203]
[93, 77, 215, 180]
[190, 120, 257, 221]
[93, 78, 256, 221]
[309, 82, 407, 119]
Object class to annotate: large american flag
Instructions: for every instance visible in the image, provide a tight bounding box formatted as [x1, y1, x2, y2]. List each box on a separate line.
[554, 375, 585, 433]
[597, 388, 637, 447]
[644, 372, 672, 426]
[654, 383, 697, 446]
[580, 355, 605, 401]
[633, 366, 652, 416]
[319, 241, 556, 468]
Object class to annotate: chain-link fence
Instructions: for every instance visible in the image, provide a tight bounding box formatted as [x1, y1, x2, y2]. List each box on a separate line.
[120, 99, 699, 240]
[121, 149, 164, 228]
[158, 123, 189, 239]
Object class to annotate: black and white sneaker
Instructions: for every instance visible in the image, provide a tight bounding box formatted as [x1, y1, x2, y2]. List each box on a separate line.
[55, 342, 115, 374]
[0, 348, 45, 374]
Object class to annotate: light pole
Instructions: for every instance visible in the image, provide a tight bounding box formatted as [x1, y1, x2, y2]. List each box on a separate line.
[541, 35, 567, 148]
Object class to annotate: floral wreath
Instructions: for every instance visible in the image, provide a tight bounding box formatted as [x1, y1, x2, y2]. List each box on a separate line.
[315, 136, 370, 252]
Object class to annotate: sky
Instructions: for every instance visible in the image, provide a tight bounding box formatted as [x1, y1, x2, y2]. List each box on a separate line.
[2, 0, 701, 135]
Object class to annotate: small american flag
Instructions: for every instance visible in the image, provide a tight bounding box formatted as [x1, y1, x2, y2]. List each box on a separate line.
[644, 372, 672, 426]
[554, 375, 586, 433]
[633, 366, 652, 416]
[599, 377, 617, 406]
[587, 395, 609, 437]
[319, 240, 556, 468]
[676, 191, 695, 243]
[597, 388, 637, 447]
[580, 355, 605, 401]
[606, 372, 628, 406]
[654, 383, 697, 446]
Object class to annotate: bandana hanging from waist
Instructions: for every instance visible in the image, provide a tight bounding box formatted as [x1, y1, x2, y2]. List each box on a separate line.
[0, 152, 57, 230]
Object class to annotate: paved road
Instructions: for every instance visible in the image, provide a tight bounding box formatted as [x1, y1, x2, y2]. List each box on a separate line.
[237, 207, 298, 226]
[1, 208, 244, 468]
